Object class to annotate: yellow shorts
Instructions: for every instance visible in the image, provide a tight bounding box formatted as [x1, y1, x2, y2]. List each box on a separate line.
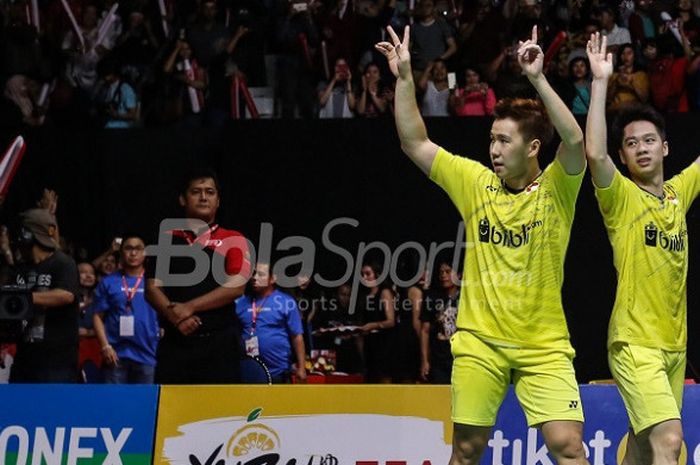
[608, 342, 685, 434]
[451, 330, 584, 427]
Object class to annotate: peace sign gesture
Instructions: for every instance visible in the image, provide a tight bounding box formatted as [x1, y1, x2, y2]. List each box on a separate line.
[375, 26, 412, 80]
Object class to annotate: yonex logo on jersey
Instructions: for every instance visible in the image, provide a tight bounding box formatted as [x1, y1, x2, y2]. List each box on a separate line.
[644, 222, 686, 252]
[485, 185, 499, 192]
[569, 400, 578, 409]
[478, 218, 543, 248]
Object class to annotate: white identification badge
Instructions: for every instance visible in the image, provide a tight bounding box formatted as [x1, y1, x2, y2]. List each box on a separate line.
[245, 336, 260, 357]
[119, 315, 135, 337]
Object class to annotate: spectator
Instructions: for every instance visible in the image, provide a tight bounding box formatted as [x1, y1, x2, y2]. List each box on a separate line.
[92, 238, 120, 280]
[315, 283, 364, 374]
[205, 25, 251, 125]
[317, 57, 356, 118]
[186, 0, 230, 68]
[449, 67, 496, 116]
[567, 56, 592, 115]
[608, 43, 650, 111]
[358, 262, 395, 383]
[410, 0, 457, 77]
[646, 34, 690, 111]
[3, 75, 47, 127]
[456, 0, 507, 76]
[145, 167, 250, 384]
[162, 40, 208, 126]
[418, 59, 450, 116]
[275, 0, 319, 119]
[318, 0, 360, 70]
[356, 62, 389, 117]
[112, 10, 159, 88]
[598, 4, 632, 53]
[61, 3, 111, 100]
[629, 0, 657, 48]
[77, 262, 97, 336]
[420, 262, 458, 384]
[77, 261, 102, 381]
[93, 233, 159, 384]
[10, 209, 79, 383]
[96, 58, 140, 128]
[236, 261, 307, 383]
[678, 0, 700, 45]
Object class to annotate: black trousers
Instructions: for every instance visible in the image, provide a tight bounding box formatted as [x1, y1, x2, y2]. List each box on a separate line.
[155, 326, 241, 384]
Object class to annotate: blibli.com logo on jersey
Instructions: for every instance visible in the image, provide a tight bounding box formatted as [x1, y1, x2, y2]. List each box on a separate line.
[644, 222, 686, 252]
[478, 218, 543, 248]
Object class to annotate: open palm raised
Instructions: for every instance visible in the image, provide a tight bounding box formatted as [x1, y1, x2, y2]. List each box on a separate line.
[586, 32, 613, 80]
[375, 26, 412, 80]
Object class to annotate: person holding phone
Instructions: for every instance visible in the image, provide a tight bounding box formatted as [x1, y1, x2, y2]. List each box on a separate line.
[318, 57, 356, 118]
[417, 59, 450, 116]
[449, 67, 496, 116]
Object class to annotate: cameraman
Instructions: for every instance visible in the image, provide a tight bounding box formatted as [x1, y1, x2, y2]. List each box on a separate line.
[9, 209, 80, 383]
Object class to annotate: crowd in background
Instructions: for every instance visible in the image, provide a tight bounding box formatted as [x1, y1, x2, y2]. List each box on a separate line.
[2, 0, 700, 128]
[0, 188, 464, 384]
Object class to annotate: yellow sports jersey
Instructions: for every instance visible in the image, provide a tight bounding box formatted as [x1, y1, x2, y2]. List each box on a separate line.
[430, 147, 584, 349]
[595, 164, 700, 350]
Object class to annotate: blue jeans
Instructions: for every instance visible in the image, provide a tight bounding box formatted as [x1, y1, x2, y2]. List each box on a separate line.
[103, 359, 155, 384]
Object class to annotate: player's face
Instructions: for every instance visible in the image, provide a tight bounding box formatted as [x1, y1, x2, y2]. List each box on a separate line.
[619, 120, 668, 178]
[180, 177, 220, 224]
[120, 237, 146, 269]
[490, 118, 535, 180]
[252, 263, 274, 293]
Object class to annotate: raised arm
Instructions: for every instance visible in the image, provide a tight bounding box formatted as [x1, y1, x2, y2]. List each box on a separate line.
[518, 26, 585, 175]
[585, 32, 617, 188]
[375, 26, 439, 176]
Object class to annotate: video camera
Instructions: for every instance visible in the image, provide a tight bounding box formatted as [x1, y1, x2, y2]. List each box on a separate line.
[0, 286, 33, 343]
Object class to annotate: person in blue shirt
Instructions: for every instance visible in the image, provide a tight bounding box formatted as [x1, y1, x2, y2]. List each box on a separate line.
[236, 261, 307, 383]
[93, 233, 159, 383]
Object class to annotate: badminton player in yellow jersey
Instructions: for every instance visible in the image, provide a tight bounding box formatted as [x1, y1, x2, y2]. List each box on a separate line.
[586, 33, 700, 465]
[376, 26, 589, 465]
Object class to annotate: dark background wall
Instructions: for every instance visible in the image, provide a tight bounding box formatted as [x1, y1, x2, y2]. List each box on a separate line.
[2, 114, 700, 383]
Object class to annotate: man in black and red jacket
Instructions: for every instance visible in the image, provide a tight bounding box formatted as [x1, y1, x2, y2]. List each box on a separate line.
[146, 167, 251, 384]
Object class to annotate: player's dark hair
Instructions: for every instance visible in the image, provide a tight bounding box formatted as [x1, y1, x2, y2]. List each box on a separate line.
[612, 104, 666, 151]
[494, 98, 554, 148]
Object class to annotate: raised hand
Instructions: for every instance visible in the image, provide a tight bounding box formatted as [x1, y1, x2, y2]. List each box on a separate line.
[374, 26, 411, 79]
[517, 26, 544, 79]
[586, 32, 613, 80]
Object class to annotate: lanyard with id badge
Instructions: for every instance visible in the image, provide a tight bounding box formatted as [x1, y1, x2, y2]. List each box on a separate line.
[119, 272, 143, 337]
[245, 298, 267, 357]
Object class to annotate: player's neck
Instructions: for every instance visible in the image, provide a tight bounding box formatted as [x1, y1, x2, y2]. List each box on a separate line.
[632, 171, 665, 198]
[503, 164, 542, 192]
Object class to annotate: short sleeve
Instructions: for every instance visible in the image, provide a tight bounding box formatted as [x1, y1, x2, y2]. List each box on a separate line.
[667, 162, 700, 213]
[429, 147, 487, 217]
[594, 169, 631, 229]
[284, 295, 303, 336]
[92, 280, 110, 313]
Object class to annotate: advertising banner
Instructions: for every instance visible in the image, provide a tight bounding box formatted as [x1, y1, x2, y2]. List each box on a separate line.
[155, 385, 453, 465]
[0, 384, 159, 465]
[155, 385, 700, 465]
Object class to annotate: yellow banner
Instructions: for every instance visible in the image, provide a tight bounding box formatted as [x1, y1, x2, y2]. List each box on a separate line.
[155, 385, 452, 464]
